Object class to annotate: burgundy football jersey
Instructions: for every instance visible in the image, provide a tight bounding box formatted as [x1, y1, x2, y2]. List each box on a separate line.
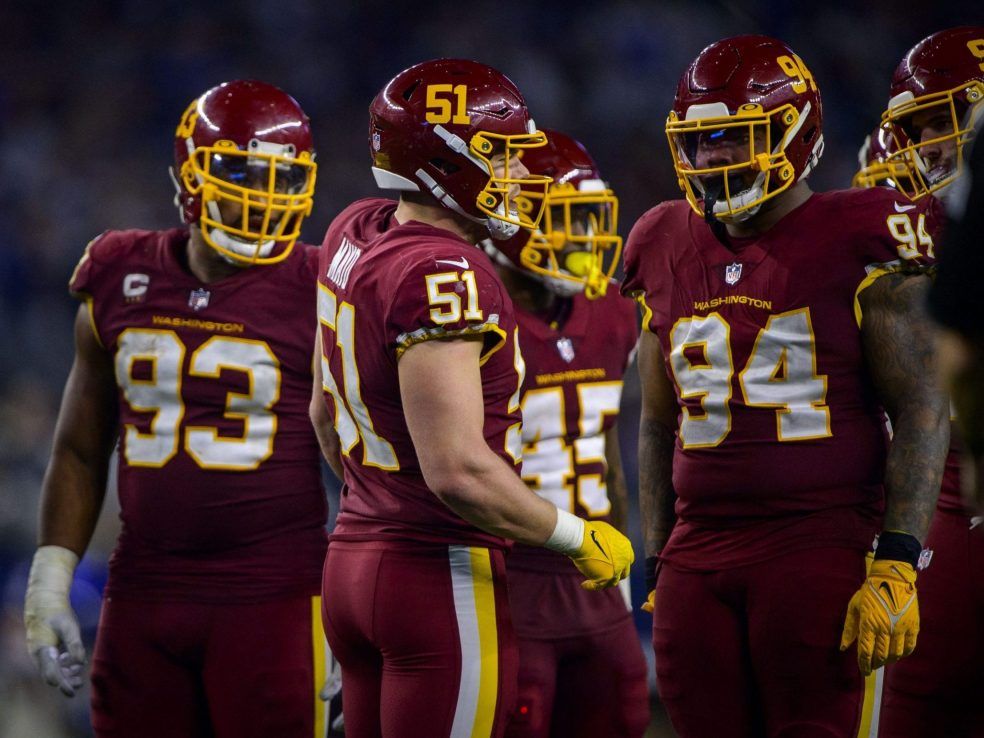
[507, 288, 638, 574]
[317, 198, 524, 548]
[621, 188, 943, 569]
[70, 229, 327, 602]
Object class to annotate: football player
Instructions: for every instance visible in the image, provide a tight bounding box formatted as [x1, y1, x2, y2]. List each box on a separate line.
[873, 26, 984, 737]
[311, 60, 634, 738]
[482, 130, 649, 738]
[22, 80, 333, 738]
[622, 36, 949, 737]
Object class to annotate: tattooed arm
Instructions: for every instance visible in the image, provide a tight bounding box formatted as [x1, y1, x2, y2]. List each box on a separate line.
[859, 272, 949, 542]
[637, 331, 679, 558]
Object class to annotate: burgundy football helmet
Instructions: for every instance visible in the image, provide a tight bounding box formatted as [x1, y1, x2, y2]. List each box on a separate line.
[666, 35, 824, 223]
[852, 125, 915, 190]
[368, 58, 550, 239]
[172, 79, 317, 264]
[882, 26, 984, 200]
[490, 129, 620, 299]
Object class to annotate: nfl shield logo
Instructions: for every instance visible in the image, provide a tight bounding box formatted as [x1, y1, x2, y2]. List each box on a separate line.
[188, 288, 211, 312]
[556, 337, 576, 363]
[917, 548, 933, 571]
[725, 262, 743, 285]
[372, 132, 381, 151]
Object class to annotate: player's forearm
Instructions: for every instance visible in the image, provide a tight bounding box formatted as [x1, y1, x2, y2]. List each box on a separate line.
[38, 446, 110, 556]
[883, 406, 948, 542]
[427, 451, 558, 545]
[604, 425, 629, 532]
[310, 396, 345, 481]
[607, 468, 629, 533]
[638, 417, 676, 558]
[861, 273, 949, 541]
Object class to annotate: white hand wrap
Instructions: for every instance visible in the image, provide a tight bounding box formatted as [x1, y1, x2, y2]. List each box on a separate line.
[24, 545, 86, 696]
[543, 509, 585, 556]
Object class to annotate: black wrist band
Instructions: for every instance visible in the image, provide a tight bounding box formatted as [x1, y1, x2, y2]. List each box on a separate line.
[874, 530, 922, 568]
[645, 556, 659, 593]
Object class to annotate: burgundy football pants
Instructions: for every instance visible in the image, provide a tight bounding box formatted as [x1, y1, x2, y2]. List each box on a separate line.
[321, 540, 518, 738]
[89, 594, 328, 738]
[879, 509, 984, 737]
[504, 618, 650, 738]
[653, 547, 874, 738]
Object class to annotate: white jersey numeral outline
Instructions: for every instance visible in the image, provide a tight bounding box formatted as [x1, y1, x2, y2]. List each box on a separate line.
[519, 380, 623, 515]
[115, 329, 281, 469]
[669, 308, 831, 449]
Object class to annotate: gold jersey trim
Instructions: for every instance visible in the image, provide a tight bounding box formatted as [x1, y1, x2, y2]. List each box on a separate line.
[395, 316, 507, 367]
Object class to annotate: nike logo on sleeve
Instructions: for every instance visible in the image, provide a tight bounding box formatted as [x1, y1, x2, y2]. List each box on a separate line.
[435, 256, 470, 269]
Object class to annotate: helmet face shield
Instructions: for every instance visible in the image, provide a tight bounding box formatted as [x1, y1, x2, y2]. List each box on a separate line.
[882, 81, 983, 200]
[517, 181, 621, 299]
[666, 103, 799, 221]
[183, 141, 316, 264]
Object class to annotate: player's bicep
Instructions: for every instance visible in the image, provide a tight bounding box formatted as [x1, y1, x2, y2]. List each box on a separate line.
[859, 272, 941, 420]
[637, 331, 677, 428]
[40, 305, 119, 549]
[398, 336, 487, 488]
[51, 304, 119, 463]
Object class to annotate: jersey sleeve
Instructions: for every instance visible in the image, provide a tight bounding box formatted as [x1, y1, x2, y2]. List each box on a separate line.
[386, 254, 509, 364]
[68, 231, 124, 348]
[852, 189, 943, 326]
[860, 189, 941, 272]
[68, 232, 109, 298]
[620, 205, 665, 334]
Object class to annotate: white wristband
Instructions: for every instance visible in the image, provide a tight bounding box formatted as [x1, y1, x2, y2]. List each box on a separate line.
[27, 546, 79, 600]
[543, 509, 585, 556]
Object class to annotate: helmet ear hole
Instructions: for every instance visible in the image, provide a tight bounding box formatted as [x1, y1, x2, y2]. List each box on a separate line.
[401, 81, 421, 101]
[429, 158, 460, 176]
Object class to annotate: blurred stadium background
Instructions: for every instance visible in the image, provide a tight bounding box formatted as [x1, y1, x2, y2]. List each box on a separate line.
[0, 1, 977, 735]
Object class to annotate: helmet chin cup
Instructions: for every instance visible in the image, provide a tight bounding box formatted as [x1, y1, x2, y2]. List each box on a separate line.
[713, 188, 764, 223]
[205, 225, 277, 264]
[486, 202, 523, 240]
